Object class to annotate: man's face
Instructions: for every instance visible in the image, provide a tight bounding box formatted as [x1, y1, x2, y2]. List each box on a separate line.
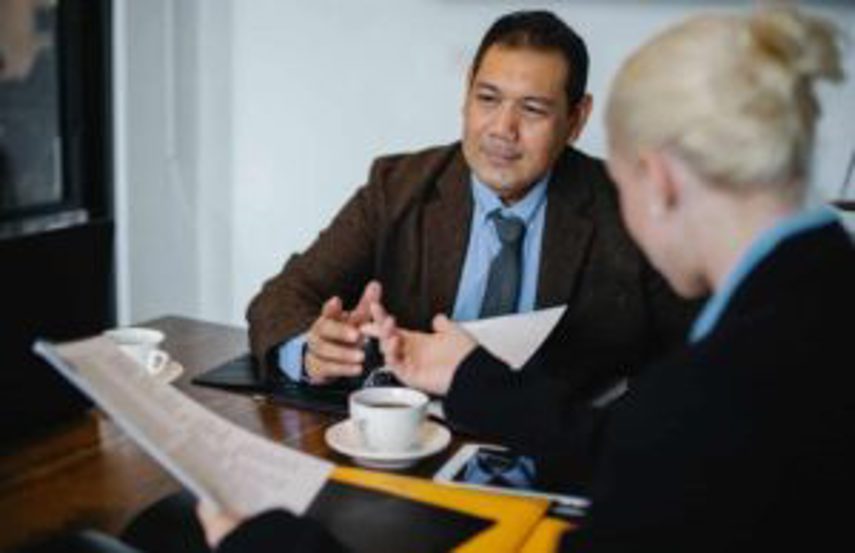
[462, 45, 588, 203]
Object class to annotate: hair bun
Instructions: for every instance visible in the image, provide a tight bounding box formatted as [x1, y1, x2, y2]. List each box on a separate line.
[750, 7, 843, 83]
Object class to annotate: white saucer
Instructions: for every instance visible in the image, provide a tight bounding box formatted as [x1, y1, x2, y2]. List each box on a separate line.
[325, 419, 451, 469]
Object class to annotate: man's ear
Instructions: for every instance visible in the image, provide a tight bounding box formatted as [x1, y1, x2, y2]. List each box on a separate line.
[639, 149, 681, 217]
[463, 65, 475, 112]
[566, 94, 593, 144]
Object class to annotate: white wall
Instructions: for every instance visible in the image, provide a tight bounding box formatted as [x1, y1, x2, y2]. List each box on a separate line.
[115, 0, 197, 323]
[116, 0, 855, 327]
[194, 0, 235, 324]
[115, 0, 232, 324]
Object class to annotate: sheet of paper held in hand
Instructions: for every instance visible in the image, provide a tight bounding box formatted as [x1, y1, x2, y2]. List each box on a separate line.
[33, 337, 333, 517]
[428, 306, 567, 420]
[460, 305, 567, 370]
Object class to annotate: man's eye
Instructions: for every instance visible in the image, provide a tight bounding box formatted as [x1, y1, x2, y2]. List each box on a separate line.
[477, 93, 499, 105]
[523, 104, 548, 117]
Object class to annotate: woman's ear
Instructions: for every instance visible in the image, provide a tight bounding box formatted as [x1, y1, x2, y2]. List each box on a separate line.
[638, 149, 682, 218]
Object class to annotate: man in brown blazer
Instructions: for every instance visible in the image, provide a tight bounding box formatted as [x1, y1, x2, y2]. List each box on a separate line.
[247, 11, 695, 394]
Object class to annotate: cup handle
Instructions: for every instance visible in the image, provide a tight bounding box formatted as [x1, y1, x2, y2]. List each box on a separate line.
[146, 350, 170, 375]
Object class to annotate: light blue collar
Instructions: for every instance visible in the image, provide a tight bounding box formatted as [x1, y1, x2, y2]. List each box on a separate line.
[690, 207, 838, 343]
[471, 172, 550, 225]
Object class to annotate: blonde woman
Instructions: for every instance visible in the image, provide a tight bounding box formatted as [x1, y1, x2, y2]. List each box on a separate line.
[356, 7, 855, 552]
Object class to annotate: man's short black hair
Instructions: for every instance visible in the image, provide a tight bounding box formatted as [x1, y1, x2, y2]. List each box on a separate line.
[471, 10, 590, 107]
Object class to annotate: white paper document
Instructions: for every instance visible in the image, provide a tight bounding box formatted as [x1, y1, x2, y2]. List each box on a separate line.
[460, 305, 566, 371]
[34, 337, 333, 517]
[428, 306, 567, 420]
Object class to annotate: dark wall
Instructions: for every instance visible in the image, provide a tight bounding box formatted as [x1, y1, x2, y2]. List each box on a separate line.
[0, 0, 113, 443]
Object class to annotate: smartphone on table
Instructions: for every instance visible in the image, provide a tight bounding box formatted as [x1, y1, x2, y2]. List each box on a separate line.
[434, 443, 590, 519]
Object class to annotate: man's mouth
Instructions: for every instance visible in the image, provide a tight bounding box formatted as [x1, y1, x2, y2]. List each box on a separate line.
[482, 147, 521, 166]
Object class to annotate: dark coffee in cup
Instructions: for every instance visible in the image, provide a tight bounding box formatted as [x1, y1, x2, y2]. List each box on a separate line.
[366, 401, 410, 409]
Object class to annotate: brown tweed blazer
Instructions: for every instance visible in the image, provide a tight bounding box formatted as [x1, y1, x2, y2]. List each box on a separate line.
[247, 142, 696, 393]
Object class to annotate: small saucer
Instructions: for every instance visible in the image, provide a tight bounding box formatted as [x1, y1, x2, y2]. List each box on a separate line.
[325, 419, 451, 469]
[152, 360, 184, 384]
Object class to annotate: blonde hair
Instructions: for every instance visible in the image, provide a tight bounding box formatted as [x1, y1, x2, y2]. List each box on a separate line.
[606, 7, 843, 199]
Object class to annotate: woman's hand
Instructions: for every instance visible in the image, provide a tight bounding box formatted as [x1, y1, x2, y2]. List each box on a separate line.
[196, 501, 240, 549]
[363, 303, 477, 396]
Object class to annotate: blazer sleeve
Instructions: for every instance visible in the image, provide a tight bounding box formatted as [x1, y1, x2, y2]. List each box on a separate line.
[444, 346, 607, 476]
[216, 510, 347, 553]
[246, 159, 394, 376]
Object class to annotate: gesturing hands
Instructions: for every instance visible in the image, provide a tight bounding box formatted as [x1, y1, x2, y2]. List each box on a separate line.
[303, 281, 382, 384]
[362, 303, 477, 396]
[304, 279, 478, 392]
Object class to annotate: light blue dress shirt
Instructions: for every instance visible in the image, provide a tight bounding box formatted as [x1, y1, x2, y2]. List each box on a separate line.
[690, 207, 838, 343]
[277, 172, 551, 380]
[452, 173, 549, 321]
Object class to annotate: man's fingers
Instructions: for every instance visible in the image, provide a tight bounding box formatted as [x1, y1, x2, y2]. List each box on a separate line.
[359, 321, 386, 339]
[305, 351, 362, 381]
[310, 339, 365, 365]
[369, 302, 389, 324]
[359, 303, 398, 338]
[365, 312, 398, 359]
[321, 296, 344, 319]
[315, 316, 361, 344]
[305, 300, 367, 383]
[350, 281, 383, 323]
[361, 280, 382, 307]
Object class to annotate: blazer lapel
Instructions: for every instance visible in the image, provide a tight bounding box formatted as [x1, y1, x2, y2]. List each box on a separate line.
[537, 150, 595, 308]
[422, 150, 473, 321]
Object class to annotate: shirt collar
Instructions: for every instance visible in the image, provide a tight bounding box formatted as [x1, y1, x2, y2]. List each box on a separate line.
[470, 172, 550, 226]
[690, 206, 838, 343]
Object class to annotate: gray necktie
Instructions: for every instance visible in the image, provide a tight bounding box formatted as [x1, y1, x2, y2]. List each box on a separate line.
[480, 212, 526, 318]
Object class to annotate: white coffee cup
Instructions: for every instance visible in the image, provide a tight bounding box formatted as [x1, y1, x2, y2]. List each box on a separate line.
[103, 327, 170, 375]
[349, 387, 428, 453]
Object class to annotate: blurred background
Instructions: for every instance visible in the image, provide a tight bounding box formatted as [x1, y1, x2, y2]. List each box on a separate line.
[110, 0, 855, 328]
[2, 0, 853, 331]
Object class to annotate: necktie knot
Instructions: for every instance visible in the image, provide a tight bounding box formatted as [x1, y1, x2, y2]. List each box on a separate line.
[490, 212, 526, 245]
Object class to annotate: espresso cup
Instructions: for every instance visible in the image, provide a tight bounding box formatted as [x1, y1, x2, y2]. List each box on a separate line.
[349, 387, 428, 453]
[103, 327, 170, 375]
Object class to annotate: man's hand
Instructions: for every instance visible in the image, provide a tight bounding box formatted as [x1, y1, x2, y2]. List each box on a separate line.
[196, 501, 241, 549]
[363, 303, 477, 396]
[304, 281, 382, 384]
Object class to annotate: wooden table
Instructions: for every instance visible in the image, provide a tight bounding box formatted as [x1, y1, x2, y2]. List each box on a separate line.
[0, 316, 460, 550]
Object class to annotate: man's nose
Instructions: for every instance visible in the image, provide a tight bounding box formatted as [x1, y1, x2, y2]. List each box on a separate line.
[489, 103, 520, 140]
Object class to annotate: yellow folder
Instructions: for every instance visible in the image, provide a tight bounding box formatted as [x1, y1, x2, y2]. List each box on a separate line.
[332, 466, 551, 552]
[518, 517, 575, 553]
